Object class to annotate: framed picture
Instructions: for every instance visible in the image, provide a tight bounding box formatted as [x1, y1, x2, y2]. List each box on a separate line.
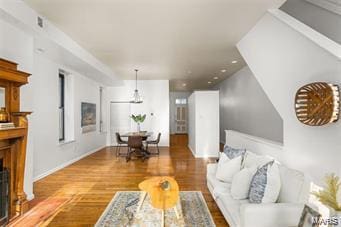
[81, 102, 96, 133]
[298, 205, 322, 227]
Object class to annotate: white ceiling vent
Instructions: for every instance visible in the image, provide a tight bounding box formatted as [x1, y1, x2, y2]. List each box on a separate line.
[37, 16, 44, 28]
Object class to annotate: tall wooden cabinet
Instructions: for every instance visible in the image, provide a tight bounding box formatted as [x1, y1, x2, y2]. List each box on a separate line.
[188, 90, 219, 158]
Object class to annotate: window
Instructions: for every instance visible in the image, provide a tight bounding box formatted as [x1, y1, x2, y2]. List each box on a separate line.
[175, 98, 187, 105]
[59, 73, 65, 141]
[58, 70, 74, 144]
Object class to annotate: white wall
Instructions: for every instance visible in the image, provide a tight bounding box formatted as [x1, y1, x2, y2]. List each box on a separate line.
[188, 94, 196, 153]
[280, 0, 341, 45]
[169, 92, 190, 134]
[188, 91, 220, 158]
[214, 66, 283, 143]
[32, 53, 106, 180]
[106, 80, 170, 146]
[0, 18, 35, 199]
[0, 17, 108, 199]
[238, 10, 341, 183]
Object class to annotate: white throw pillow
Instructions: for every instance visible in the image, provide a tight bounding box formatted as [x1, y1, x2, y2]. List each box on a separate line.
[249, 161, 281, 203]
[215, 153, 242, 183]
[231, 167, 257, 200]
[242, 151, 273, 169]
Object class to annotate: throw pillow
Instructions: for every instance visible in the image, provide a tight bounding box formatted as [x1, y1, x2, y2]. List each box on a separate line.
[215, 153, 243, 183]
[231, 166, 257, 200]
[242, 151, 273, 169]
[249, 161, 281, 203]
[223, 145, 246, 160]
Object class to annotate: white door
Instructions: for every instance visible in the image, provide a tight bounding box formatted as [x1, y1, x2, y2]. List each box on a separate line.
[110, 103, 131, 145]
[175, 106, 187, 134]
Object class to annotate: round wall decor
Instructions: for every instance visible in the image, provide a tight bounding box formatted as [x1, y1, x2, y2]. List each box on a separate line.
[295, 82, 340, 126]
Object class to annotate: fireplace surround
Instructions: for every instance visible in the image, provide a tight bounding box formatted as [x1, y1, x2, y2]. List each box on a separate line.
[0, 58, 31, 223]
[0, 159, 9, 226]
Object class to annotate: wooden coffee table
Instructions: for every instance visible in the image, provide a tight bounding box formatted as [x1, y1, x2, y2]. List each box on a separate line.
[137, 176, 182, 227]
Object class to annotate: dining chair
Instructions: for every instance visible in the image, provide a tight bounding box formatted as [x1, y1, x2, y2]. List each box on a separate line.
[115, 132, 128, 157]
[146, 133, 161, 155]
[127, 136, 148, 162]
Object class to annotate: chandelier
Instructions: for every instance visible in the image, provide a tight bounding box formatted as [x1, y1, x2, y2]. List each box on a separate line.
[131, 69, 143, 104]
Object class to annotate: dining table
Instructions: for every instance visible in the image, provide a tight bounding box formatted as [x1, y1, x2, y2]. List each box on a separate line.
[120, 131, 153, 138]
[120, 131, 153, 155]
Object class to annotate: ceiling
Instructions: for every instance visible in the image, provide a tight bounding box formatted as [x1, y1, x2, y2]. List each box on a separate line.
[24, 0, 285, 91]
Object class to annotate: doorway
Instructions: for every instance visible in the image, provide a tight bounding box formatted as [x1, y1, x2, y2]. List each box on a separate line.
[169, 92, 190, 135]
[175, 106, 187, 134]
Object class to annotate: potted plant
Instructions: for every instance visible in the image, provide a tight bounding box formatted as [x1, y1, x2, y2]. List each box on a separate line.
[130, 114, 146, 132]
[312, 173, 341, 217]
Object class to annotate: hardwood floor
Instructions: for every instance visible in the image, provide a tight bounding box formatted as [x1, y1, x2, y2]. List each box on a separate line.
[31, 135, 228, 226]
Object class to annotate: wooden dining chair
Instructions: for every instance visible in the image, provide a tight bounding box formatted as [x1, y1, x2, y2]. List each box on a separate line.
[146, 133, 161, 155]
[127, 136, 148, 162]
[115, 133, 128, 157]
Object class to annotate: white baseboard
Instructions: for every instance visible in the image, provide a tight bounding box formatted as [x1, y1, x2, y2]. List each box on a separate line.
[27, 193, 35, 201]
[33, 146, 105, 182]
[188, 145, 195, 157]
[194, 154, 219, 158]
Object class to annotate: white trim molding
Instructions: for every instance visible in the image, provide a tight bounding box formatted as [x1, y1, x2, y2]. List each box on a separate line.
[27, 193, 35, 201]
[33, 146, 105, 182]
[305, 0, 341, 15]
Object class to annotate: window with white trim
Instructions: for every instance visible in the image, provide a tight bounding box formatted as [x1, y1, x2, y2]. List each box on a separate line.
[58, 70, 74, 143]
[175, 98, 187, 105]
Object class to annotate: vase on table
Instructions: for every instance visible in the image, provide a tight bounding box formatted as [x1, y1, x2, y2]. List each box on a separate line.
[137, 123, 140, 133]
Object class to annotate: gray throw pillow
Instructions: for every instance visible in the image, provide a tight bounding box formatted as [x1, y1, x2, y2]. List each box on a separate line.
[223, 145, 246, 159]
[248, 161, 275, 203]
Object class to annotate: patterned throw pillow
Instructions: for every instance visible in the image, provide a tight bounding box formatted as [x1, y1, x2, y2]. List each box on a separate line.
[249, 161, 281, 203]
[223, 145, 246, 160]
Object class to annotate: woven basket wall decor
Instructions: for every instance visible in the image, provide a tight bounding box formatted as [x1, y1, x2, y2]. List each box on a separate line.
[295, 82, 340, 126]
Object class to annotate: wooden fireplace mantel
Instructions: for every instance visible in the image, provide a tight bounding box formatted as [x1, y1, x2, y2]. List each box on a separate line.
[0, 58, 31, 221]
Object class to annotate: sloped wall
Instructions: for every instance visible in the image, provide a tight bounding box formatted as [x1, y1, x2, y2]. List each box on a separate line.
[238, 10, 341, 183]
[214, 66, 283, 143]
[280, 0, 341, 45]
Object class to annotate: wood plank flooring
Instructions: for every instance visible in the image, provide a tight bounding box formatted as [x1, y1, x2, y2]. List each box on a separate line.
[31, 135, 228, 226]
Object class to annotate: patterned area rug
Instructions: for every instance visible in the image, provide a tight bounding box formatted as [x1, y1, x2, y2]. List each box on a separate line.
[96, 191, 216, 227]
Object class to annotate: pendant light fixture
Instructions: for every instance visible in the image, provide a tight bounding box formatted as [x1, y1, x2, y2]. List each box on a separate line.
[131, 69, 143, 104]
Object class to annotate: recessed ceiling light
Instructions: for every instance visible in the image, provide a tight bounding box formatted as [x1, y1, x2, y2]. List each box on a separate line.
[232, 60, 238, 64]
[182, 83, 187, 87]
[208, 81, 212, 84]
[221, 69, 227, 73]
[213, 76, 219, 80]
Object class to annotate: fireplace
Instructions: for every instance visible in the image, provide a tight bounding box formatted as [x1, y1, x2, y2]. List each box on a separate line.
[0, 158, 9, 226]
[0, 58, 31, 222]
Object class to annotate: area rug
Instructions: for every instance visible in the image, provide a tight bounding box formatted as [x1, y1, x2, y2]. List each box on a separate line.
[96, 191, 216, 227]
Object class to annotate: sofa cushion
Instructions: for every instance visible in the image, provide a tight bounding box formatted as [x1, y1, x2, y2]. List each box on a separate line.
[278, 165, 306, 203]
[215, 189, 249, 226]
[216, 154, 243, 183]
[223, 144, 246, 159]
[242, 151, 273, 169]
[249, 161, 281, 203]
[207, 163, 231, 198]
[231, 166, 257, 200]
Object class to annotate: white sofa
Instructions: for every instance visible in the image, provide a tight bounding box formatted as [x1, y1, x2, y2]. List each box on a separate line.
[207, 130, 311, 227]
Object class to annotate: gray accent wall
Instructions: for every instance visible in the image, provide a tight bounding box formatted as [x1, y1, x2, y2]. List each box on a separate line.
[214, 67, 283, 143]
[280, 0, 341, 44]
